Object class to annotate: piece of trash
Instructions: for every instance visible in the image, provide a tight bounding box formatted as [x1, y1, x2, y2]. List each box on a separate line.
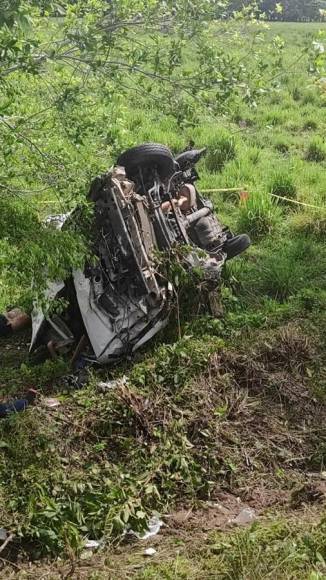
[97, 381, 118, 392]
[80, 550, 93, 560]
[144, 547, 156, 557]
[229, 507, 257, 526]
[239, 190, 249, 202]
[130, 516, 164, 540]
[321, 472, 326, 480]
[84, 539, 100, 549]
[43, 398, 61, 408]
[312, 41, 325, 54]
[0, 529, 8, 541]
[97, 376, 128, 392]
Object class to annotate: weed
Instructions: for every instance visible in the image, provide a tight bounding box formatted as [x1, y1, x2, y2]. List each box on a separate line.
[291, 86, 301, 101]
[0, 20, 326, 569]
[305, 138, 326, 162]
[274, 139, 290, 155]
[269, 170, 297, 199]
[290, 211, 326, 238]
[301, 90, 317, 105]
[205, 131, 236, 172]
[237, 191, 282, 238]
[247, 145, 261, 165]
[303, 119, 318, 131]
[205, 518, 326, 579]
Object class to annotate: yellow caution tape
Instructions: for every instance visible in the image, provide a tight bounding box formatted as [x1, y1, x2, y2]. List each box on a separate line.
[202, 188, 325, 211]
[201, 187, 245, 193]
[269, 192, 326, 211]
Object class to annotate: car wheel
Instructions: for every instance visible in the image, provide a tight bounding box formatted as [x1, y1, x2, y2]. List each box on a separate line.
[117, 143, 176, 181]
[223, 234, 251, 260]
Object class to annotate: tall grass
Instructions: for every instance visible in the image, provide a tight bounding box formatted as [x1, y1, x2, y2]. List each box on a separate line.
[269, 170, 297, 199]
[237, 191, 282, 238]
[205, 130, 236, 172]
[305, 137, 326, 162]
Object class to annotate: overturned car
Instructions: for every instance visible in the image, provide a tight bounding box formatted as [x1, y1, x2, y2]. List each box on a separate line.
[30, 144, 250, 365]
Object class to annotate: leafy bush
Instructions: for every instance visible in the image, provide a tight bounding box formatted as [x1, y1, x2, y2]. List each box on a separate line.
[0, 196, 88, 309]
[205, 131, 236, 172]
[237, 191, 282, 238]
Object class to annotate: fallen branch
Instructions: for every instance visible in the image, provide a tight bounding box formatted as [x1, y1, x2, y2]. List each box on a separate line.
[0, 533, 14, 555]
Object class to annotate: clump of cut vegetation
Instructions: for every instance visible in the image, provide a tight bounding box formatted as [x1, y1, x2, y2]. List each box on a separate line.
[205, 131, 236, 172]
[269, 170, 297, 200]
[1, 317, 324, 559]
[305, 137, 326, 162]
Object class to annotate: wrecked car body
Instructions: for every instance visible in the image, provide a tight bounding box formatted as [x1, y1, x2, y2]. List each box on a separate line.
[30, 144, 250, 364]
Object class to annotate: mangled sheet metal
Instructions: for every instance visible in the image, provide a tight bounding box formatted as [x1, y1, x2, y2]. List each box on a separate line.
[30, 144, 250, 364]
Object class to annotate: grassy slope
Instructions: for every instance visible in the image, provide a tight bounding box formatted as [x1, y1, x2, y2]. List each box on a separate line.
[0, 21, 326, 578]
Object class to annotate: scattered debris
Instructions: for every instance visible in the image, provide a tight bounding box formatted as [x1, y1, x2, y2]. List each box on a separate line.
[291, 483, 325, 508]
[144, 547, 157, 557]
[130, 516, 164, 540]
[312, 41, 325, 54]
[229, 507, 257, 526]
[0, 389, 37, 419]
[0, 529, 8, 541]
[97, 376, 128, 392]
[84, 539, 101, 550]
[80, 538, 103, 560]
[42, 398, 61, 408]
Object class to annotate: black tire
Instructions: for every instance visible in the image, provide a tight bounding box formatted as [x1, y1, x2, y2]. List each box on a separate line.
[117, 143, 176, 180]
[223, 234, 251, 260]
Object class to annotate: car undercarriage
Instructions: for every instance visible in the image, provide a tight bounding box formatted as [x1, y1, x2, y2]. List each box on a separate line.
[30, 143, 251, 365]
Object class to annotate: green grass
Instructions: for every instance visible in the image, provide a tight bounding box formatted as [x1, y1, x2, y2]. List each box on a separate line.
[305, 137, 326, 162]
[136, 517, 326, 580]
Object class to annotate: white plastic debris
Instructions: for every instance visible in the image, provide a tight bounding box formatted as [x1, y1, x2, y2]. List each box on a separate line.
[230, 508, 257, 526]
[321, 472, 326, 480]
[43, 397, 61, 408]
[312, 41, 325, 54]
[130, 516, 164, 540]
[97, 381, 118, 391]
[97, 375, 128, 392]
[144, 547, 156, 557]
[0, 528, 8, 541]
[84, 539, 100, 549]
